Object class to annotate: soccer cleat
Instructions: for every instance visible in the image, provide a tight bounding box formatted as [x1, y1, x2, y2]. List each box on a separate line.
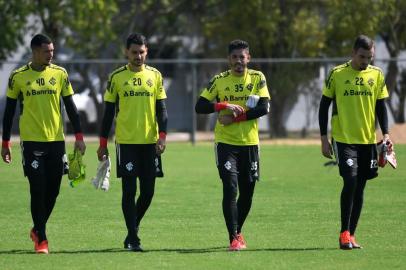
[35, 240, 49, 254]
[124, 235, 143, 252]
[30, 228, 39, 243]
[229, 238, 242, 251]
[350, 235, 362, 249]
[236, 233, 247, 249]
[339, 231, 353, 250]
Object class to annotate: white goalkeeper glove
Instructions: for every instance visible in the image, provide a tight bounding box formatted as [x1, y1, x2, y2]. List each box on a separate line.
[91, 156, 111, 191]
[377, 139, 397, 169]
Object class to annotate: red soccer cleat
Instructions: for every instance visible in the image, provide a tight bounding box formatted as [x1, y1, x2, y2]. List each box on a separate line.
[350, 235, 362, 249]
[236, 233, 247, 249]
[229, 238, 243, 251]
[339, 231, 353, 250]
[35, 240, 49, 254]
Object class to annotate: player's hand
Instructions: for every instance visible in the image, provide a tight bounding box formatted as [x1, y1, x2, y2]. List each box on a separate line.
[226, 104, 245, 117]
[75, 140, 86, 155]
[321, 135, 333, 159]
[218, 115, 234, 126]
[1, 146, 11, 163]
[97, 146, 109, 161]
[156, 138, 166, 155]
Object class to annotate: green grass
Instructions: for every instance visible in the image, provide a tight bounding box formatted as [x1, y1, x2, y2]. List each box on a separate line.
[0, 143, 405, 270]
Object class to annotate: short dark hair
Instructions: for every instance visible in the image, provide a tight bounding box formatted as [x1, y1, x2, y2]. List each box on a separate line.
[30, 34, 52, 50]
[126, 33, 147, 49]
[228, 39, 249, 54]
[353, 35, 374, 51]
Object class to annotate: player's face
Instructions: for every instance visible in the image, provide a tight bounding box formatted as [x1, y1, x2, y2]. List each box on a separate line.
[126, 44, 147, 69]
[33, 43, 54, 67]
[352, 47, 374, 70]
[228, 48, 250, 76]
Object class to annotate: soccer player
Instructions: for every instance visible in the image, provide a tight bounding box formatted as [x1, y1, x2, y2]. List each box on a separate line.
[1, 34, 86, 254]
[318, 35, 391, 250]
[195, 40, 270, 251]
[97, 33, 168, 252]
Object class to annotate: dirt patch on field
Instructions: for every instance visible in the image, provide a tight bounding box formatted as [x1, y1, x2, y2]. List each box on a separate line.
[387, 123, 406, 144]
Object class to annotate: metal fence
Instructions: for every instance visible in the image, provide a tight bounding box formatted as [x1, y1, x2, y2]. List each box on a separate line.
[1, 58, 406, 142]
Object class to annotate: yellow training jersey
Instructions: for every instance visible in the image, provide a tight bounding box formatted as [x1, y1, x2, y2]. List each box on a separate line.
[104, 64, 167, 144]
[6, 63, 74, 142]
[322, 61, 389, 144]
[200, 69, 270, 145]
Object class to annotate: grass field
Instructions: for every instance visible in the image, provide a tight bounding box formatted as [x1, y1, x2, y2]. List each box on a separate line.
[0, 142, 405, 270]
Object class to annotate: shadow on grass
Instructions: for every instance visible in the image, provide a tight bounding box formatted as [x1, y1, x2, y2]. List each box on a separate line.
[0, 246, 336, 255]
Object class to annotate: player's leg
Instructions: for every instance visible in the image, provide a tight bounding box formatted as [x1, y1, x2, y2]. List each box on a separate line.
[335, 142, 358, 249]
[236, 145, 258, 236]
[215, 143, 240, 249]
[43, 142, 65, 224]
[121, 175, 138, 240]
[22, 142, 49, 252]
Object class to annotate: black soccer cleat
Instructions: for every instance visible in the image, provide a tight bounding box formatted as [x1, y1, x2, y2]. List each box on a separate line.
[124, 235, 143, 252]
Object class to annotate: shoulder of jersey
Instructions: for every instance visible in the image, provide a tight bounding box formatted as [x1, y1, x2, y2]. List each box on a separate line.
[10, 64, 30, 77]
[247, 69, 264, 77]
[211, 70, 231, 82]
[145, 65, 162, 75]
[108, 65, 128, 80]
[367, 65, 383, 73]
[330, 62, 351, 75]
[48, 64, 68, 73]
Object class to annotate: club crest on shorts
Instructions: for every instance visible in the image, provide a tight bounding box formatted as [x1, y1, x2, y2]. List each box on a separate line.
[126, 162, 134, 171]
[346, 158, 354, 167]
[224, 161, 232, 171]
[31, 160, 39, 169]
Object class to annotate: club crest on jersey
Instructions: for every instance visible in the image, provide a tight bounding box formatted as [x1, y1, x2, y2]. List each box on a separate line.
[49, 77, 56, 86]
[368, 78, 374, 87]
[247, 83, 254, 91]
[146, 79, 153, 87]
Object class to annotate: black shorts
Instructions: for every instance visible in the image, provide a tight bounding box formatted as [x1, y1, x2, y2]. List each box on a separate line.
[21, 141, 67, 178]
[116, 144, 163, 178]
[215, 142, 260, 182]
[333, 140, 378, 180]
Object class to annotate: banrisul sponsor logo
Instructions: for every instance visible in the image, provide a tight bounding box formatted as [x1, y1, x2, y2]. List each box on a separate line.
[123, 90, 154, 97]
[26, 89, 57, 96]
[223, 95, 249, 102]
[343, 89, 372, 96]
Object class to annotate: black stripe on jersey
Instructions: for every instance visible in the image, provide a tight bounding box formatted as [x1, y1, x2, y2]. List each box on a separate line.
[367, 65, 383, 72]
[108, 65, 127, 81]
[48, 64, 67, 73]
[325, 62, 350, 88]
[8, 65, 29, 88]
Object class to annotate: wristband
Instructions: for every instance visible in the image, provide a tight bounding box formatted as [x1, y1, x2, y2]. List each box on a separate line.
[159, 132, 167, 140]
[233, 113, 247, 122]
[100, 137, 108, 148]
[215, 102, 228, 112]
[74, 133, 84, 141]
[2, 140, 11, 148]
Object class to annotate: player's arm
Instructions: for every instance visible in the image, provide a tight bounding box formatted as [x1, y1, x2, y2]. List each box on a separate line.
[218, 97, 270, 125]
[97, 101, 115, 161]
[195, 96, 244, 115]
[156, 99, 168, 154]
[1, 97, 17, 163]
[376, 99, 389, 139]
[318, 95, 333, 159]
[63, 95, 86, 154]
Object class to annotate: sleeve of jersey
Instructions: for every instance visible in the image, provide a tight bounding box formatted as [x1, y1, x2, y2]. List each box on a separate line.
[103, 76, 117, 103]
[6, 73, 20, 99]
[156, 72, 167, 100]
[61, 70, 74, 97]
[256, 72, 271, 99]
[377, 71, 389, 99]
[199, 77, 217, 101]
[322, 70, 335, 98]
